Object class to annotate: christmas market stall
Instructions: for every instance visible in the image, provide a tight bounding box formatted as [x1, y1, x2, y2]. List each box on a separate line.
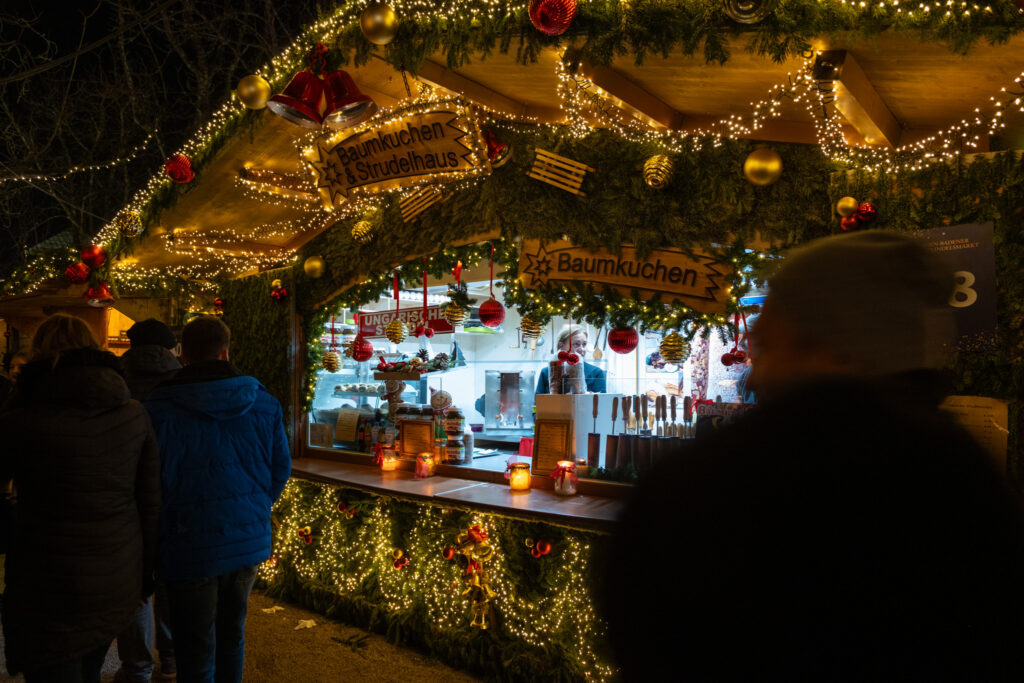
[3, 1, 1023, 679]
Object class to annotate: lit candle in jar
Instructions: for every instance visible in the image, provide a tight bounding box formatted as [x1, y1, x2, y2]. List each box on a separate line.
[415, 452, 436, 478]
[508, 462, 531, 491]
[380, 450, 398, 472]
[550, 460, 578, 496]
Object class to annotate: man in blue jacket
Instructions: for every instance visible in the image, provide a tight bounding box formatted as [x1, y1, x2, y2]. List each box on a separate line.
[145, 316, 290, 683]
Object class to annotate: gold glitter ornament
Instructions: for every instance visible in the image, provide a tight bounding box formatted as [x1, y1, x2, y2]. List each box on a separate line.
[322, 351, 340, 373]
[836, 196, 859, 217]
[360, 2, 398, 45]
[743, 148, 783, 186]
[115, 211, 143, 238]
[444, 302, 468, 327]
[303, 255, 326, 279]
[660, 331, 691, 364]
[237, 75, 271, 109]
[352, 221, 373, 243]
[385, 319, 407, 344]
[520, 315, 543, 340]
[643, 154, 673, 189]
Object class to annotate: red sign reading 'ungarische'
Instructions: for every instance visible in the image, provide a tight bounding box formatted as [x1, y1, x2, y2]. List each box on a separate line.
[358, 305, 454, 339]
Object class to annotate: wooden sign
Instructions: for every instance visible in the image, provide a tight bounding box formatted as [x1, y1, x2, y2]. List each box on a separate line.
[305, 101, 489, 208]
[527, 148, 594, 196]
[518, 239, 731, 314]
[399, 419, 434, 459]
[532, 418, 573, 475]
[359, 304, 454, 338]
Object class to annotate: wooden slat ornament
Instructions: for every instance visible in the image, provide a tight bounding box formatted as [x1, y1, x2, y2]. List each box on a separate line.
[399, 186, 449, 222]
[527, 148, 595, 196]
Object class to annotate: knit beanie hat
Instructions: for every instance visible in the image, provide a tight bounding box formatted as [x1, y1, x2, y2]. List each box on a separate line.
[764, 231, 954, 376]
[127, 318, 178, 349]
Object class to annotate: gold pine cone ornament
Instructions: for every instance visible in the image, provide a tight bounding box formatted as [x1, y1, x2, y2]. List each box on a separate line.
[322, 351, 340, 373]
[385, 319, 408, 344]
[352, 221, 373, 243]
[444, 302, 468, 327]
[520, 315, 543, 340]
[660, 331, 691, 364]
[643, 154, 673, 189]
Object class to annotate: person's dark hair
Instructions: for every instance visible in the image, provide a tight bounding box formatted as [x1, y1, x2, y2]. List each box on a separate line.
[33, 314, 98, 362]
[181, 316, 230, 363]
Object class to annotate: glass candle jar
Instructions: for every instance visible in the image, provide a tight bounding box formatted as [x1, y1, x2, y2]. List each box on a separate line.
[508, 462, 531, 491]
[380, 449, 398, 472]
[551, 460, 578, 496]
[415, 452, 436, 478]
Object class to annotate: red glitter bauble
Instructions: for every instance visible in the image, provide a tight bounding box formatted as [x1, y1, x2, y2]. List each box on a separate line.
[840, 215, 861, 232]
[531, 546, 543, 559]
[478, 297, 506, 328]
[424, 327, 435, 338]
[566, 352, 580, 365]
[165, 153, 195, 183]
[529, 0, 577, 36]
[607, 327, 639, 354]
[731, 350, 747, 364]
[854, 202, 877, 222]
[535, 539, 552, 556]
[65, 262, 90, 284]
[721, 352, 735, 367]
[557, 351, 569, 362]
[442, 546, 456, 561]
[351, 336, 374, 362]
[80, 244, 106, 269]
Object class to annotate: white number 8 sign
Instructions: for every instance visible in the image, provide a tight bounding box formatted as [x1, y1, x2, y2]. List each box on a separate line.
[950, 270, 978, 308]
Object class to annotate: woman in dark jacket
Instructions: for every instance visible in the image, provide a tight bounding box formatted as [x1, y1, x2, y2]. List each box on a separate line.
[0, 313, 160, 682]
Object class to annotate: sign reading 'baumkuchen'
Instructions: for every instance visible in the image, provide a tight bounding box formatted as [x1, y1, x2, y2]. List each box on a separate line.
[518, 240, 731, 314]
[305, 102, 489, 209]
[358, 305, 454, 338]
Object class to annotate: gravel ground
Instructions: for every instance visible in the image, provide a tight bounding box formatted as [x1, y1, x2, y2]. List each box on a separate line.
[0, 590, 481, 682]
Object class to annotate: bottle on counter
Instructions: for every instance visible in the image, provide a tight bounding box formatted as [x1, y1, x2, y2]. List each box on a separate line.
[462, 429, 474, 465]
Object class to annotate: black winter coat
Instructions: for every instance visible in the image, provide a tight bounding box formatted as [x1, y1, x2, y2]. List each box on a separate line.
[0, 348, 160, 673]
[120, 344, 181, 400]
[608, 376, 1024, 682]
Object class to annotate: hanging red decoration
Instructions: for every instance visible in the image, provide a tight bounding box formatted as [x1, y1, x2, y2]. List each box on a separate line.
[721, 352, 736, 367]
[535, 539, 552, 556]
[65, 262, 90, 284]
[80, 245, 106, 269]
[270, 278, 288, 301]
[557, 351, 569, 362]
[213, 298, 224, 317]
[528, 0, 577, 36]
[854, 202, 877, 222]
[164, 154, 195, 183]
[608, 327, 639, 354]
[483, 129, 512, 167]
[393, 556, 409, 570]
[442, 546, 456, 561]
[840, 215, 861, 232]
[566, 353, 580, 365]
[83, 281, 114, 307]
[351, 336, 374, 362]
[478, 243, 506, 327]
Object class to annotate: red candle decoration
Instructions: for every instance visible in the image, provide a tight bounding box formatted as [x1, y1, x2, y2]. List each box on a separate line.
[80, 244, 106, 269]
[478, 297, 506, 328]
[351, 335, 374, 362]
[840, 215, 861, 232]
[608, 327, 639, 354]
[854, 202, 877, 223]
[529, 0, 577, 36]
[65, 262, 90, 284]
[165, 153, 195, 183]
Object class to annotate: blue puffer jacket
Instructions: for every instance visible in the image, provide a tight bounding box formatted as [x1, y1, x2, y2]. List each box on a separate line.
[145, 362, 290, 580]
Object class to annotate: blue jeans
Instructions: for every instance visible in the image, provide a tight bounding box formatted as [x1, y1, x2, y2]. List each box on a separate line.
[22, 640, 111, 683]
[116, 587, 174, 680]
[164, 566, 258, 683]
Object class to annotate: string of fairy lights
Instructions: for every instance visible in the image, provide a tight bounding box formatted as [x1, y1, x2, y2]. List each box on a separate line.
[0, 130, 158, 186]
[262, 479, 615, 681]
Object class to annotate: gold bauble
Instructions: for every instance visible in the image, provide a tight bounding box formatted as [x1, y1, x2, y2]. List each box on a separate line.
[836, 196, 859, 217]
[115, 211, 143, 238]
[444, 302, 468, 327]
[660, 331, 691, 364]
[303, 255, 326, 279]
[322, 351, 340, 373]
[723, 0, 778, 24]
[237, 75, 271, 109]
[352, 221, 373, 243]
[360, 2, 399, 46]
[385, 319, 408, 344]
[743, 148, 783, 186]
[520, 315, 543, 340]
[271, 278, 283, 290]
[643, 154, 674, 189]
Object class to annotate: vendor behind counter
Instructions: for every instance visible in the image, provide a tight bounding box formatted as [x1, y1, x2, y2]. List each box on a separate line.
[535, 327, 607, 395]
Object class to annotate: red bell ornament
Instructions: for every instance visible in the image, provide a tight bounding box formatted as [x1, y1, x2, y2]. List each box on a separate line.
[83, 281, 114, 307]
[854, 202, 877, 223]
[608, 327, 639, 354]
[322, 70, 378, 129]
[840, 215, 861, 232]
[484, 129, 511, 168]
[529, 0, 578, 36]
[164, 154, 195, 183]
[267, 70, 325, 129]
[80, 244, 107, 269]
[351, 336, 374, 362]
[478, 297, 506, 328]
[65, 262, 90, 284]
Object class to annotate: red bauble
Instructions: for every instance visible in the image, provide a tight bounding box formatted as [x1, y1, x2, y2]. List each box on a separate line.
[80, 245, 106, 269]
[393, 556, 409, 570]
[83, 281, 114, 307]
[854, 202, 877, 222]
[442, 546, 456, 561]
[351, 336, 374, 362]
[721, 352, 735, 367]
[535, 539, 552, 556]
[566, 352, 580, 365]
[557, 351, 569, 362]
[840, 215, 861, 232]
[65, 262, 90, 284]
[529, 0, 578, 36]
[731, 350, 747, 364]
[607, 327, 639, 354]
[478, 297, 506, 328]
[165, 154, 195, 183]
[531, 546, 543, 559]
[424, 327, 435, 338]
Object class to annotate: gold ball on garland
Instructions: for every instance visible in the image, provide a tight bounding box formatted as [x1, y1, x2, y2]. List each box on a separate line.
[836, 196, 858, 217]
[392, 548, 403, 560]
[743, 148, 783, 186]
[322, 351, 340, 373]
[271, 278, 283, 291]
[360, 1, 398, 46]
[303, 255, 326, 279]
[723, 0, 778, 24]
[520, 315, 543, 340]
[237, 75, 271, 109]
[385, 319, 408, 345]
[352, 221, 373, 244]
[643, 154, 673, 189]
[115, 211, 143, 238]
[660, 331, 690, 365]
[444, 302, 468, 327]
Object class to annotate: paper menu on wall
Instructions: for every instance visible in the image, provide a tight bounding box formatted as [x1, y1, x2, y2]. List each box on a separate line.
[940, 395, 1009, 468]
[335, 409, 361, 443]
[399, 419, 434, 458]
[308, 423, 335, 448]
[532, 419, 571, 475]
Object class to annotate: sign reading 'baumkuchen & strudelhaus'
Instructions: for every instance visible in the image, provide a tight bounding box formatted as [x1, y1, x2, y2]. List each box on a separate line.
[305, 101, 490, 209]
[518, 240, 732, 314]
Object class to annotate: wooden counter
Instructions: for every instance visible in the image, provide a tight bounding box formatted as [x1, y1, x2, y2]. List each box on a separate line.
[292, 457, 626, 533]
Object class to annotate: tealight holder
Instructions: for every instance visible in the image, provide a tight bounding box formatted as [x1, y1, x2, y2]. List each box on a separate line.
[551, 460, 578, 496]
[415, 452, 436, 478]
[508, 462, 531, 491]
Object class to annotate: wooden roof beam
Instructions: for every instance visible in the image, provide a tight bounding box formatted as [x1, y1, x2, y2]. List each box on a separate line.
[415, 60, 563, 122]
[814, 50, 903, 148]
[577, 61, 688, 130]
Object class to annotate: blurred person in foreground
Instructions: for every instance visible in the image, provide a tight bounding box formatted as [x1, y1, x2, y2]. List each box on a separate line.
[144, 316, 290, 683]
[0, 314, 160, 682]
[115, 319, 182, 682]
[607, 232, 1024, 682]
